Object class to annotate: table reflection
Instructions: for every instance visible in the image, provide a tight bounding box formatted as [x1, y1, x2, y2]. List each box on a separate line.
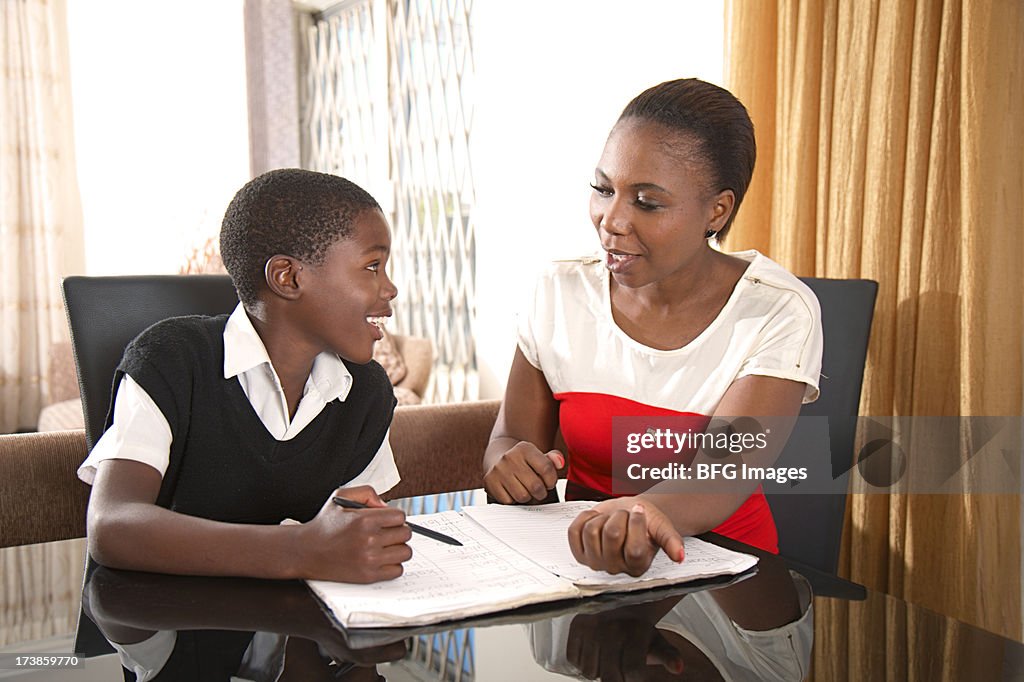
[82, 568, 401, 681]
[81, 538, 815, 681]
[526, 546, 811, 682]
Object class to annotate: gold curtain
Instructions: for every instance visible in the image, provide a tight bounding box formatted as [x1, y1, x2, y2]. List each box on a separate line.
[726, 0, 1023, 645]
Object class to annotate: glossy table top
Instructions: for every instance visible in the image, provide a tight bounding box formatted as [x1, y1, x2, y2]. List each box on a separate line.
[0, 533, 997, 682]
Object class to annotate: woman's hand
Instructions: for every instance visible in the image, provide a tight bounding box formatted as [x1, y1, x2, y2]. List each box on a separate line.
[299, 486, 413, 583]
[567, 498, 684, 576]
[566, 611, 686, 681]
[483, 441, 564, 504]
[291, 626, 407, 671]
[484, 348, 563, 504]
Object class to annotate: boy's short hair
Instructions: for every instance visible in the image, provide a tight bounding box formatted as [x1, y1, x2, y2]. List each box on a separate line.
[220, 168, 381, 307]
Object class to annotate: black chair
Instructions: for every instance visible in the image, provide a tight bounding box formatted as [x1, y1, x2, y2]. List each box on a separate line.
[62, 275, 240, 656]
[63, 275, 240, 449]
[763, 277, 878, 585]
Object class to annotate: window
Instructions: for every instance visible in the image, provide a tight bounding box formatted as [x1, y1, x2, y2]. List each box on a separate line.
[302, 0, 478, 405]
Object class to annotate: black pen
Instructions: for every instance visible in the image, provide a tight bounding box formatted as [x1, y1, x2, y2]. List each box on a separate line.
[332, 497, 463, 546]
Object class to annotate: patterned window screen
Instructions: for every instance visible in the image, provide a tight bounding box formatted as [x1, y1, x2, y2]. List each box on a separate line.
[300, 3, 477, 679]
[301, 0, 477, 406]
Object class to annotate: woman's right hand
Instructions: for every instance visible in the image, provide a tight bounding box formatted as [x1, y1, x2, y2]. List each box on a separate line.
[566, 610, 686, 681]
[300, 486, 413, 583]
[483, 441, 565, 504]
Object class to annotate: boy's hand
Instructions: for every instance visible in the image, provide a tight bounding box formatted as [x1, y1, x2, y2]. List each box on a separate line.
[567, 498, 685, 577]
[301, 486, 413, 583]
[483, 441, 564, 504]
[333, 485, 389, 509]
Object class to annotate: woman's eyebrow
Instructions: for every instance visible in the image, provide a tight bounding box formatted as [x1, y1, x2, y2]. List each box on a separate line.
[593, 166, 671, 193]
[631, 182, 672, 195]
[593, 169, 673, 196]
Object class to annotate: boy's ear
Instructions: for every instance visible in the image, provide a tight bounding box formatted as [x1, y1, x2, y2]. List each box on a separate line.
[264, 255, 304, 301]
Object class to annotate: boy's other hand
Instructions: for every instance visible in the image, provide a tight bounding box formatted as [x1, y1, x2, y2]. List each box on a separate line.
[301, 486, 412, 583]
[483, 441, 564, 504]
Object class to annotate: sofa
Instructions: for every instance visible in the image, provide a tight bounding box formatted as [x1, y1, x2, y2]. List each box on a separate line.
[0, 400, 501, 549]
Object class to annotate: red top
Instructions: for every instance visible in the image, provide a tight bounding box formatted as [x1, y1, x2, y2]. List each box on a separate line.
[556, 391, 779, 554]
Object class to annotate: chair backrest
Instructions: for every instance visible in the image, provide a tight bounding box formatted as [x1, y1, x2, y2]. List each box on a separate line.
[62, 275, 239, 449]
[62, 275, 239, 657]
[764, 277, 878, 574]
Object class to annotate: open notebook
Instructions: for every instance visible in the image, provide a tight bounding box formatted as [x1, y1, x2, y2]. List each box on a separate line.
[307, 501, 758, 628]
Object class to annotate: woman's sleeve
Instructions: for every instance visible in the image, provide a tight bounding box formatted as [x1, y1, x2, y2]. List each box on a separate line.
[515, 270, 546, 370]
[736, 289, 824, 404]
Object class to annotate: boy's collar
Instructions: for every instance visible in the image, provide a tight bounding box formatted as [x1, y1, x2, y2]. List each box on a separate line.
[223, 304, 269, 379]
[222, 304, 353, 402]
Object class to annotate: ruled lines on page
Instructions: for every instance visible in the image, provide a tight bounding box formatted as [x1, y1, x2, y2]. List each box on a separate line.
[461, 502, 758, 588]
[307, 511, 575, 627]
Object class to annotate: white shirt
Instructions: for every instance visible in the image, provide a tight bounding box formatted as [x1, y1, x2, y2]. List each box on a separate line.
[108, 630, 288, 682]
[518, 250, 824, 414]
[78, 304, 400, 494]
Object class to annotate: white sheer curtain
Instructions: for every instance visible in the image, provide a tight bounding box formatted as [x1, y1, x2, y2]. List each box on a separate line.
[0, 0, 81, 433]
[0, 0, 86, 647]
[0, 539, 86, 646]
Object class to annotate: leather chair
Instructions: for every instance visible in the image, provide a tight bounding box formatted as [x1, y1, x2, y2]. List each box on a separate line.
[764, 277, 878, 582]
[63, 275, 240, 449]
[62, 275, 240, 656]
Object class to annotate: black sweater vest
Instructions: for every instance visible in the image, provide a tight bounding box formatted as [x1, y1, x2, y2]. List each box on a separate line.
[109, 314, 396, 525]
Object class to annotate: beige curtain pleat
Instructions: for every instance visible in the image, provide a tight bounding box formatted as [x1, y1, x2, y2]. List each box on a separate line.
[0, 540, 85, 646]
[0, 0, 87, 647]
[726, 0, 1023, 658]
[0, 0, 79, 431]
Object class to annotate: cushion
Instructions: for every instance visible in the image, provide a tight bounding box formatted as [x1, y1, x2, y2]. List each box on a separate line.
[372, 328, 408, 385]
[393, 386, 421, 406]
[37, 399, 85, 432]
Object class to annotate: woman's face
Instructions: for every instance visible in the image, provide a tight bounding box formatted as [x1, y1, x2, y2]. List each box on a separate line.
[589, 118, 732, 290]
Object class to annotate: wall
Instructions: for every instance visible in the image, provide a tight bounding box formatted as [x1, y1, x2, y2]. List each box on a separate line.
[472, 1, 726, 398]
[63, 0, 722, 396]
[65, 0, 250, 276]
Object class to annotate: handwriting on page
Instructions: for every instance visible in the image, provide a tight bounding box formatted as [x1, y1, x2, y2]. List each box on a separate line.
[308, 511, 573, 627]
[462, 503, 757, 586]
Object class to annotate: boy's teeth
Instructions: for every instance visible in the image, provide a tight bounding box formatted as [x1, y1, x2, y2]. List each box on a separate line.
[366, 317, 385, 328]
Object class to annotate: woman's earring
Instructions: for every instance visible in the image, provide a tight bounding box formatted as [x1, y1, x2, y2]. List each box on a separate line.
[704, 229, 718, 239]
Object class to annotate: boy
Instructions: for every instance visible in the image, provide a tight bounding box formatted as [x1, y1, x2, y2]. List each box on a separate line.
[78, 169, 412, 583]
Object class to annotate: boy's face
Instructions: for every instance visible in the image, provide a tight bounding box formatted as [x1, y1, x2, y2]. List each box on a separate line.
[299, 209, 398, 364]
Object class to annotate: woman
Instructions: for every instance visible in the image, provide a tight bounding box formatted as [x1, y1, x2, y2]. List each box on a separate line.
[483, 78, 823, 576]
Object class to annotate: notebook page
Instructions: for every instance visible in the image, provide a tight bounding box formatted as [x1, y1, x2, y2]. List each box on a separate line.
[307, 510, 576, 627]
[462, 502, 758, 588]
